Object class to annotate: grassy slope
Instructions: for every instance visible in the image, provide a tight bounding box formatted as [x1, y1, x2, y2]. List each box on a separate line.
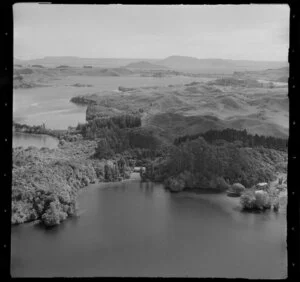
[70, 77, 288, 139]
[233, 67, 289, 82]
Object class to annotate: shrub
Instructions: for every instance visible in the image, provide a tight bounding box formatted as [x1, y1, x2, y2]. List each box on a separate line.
[11, 201, 36, 224]
[94, 162, 105, 179]
[254, 191, 271, 210]
[279, 192, 287, 210]
[231, 183, 246, 194]
[240, 190, 272, 211]
[41, 200, 68, 227]
[240, 191, 256, 210]
[273, 196, 280, 211]
[165, 177, 185, 192]
[41, 201, 61, 226]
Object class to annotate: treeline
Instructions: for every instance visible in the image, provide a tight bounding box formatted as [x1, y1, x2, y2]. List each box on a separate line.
[174, 128, 287, 152]
[12, 145, 132, 226]
[209, 78, 264, 88]
[94, 126, 165, 160]
[77, 114, 141, 139]
[13, 122, 48, 134]
[13, 121, 71, 139]
[75, 113, 165, 161]
[143, 137, 287, 191]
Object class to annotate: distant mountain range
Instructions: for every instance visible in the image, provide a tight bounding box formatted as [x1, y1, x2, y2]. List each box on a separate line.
[156, 56, 288, 73]
[14, 57, 159, 68]
[14, 55, 288, 74]
[124, 61, 168, 70]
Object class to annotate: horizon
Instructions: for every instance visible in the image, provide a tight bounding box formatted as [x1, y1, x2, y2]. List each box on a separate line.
[14, 54, 288, 63]
[14, 4, 289, 62]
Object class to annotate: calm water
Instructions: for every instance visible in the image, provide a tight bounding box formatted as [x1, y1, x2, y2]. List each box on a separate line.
[13, 76, 212, 130]
[11, 177, 287, 278]
[13, 132, 59, 149]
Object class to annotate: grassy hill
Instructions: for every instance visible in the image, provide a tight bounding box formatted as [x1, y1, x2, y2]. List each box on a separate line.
[233, 67, 289, 83]
[157, 55, 288, 73]
[124, 61, 168, 70]
[70, 74, 288, 139]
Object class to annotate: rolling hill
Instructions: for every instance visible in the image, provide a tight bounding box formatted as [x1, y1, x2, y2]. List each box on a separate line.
[233, 67, 289, 83]
[157, 55, 288, 73]
[69, 72, 288, 140]
[13, 56, 159, 68]
[124, 61, 168, 70]
[14, 56, 288, 74]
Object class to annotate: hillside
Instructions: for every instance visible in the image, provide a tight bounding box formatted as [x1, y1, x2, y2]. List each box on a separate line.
[142, 137, 287, 192]
[70, 75, 288, 139]
[158, 55, 288, 73]
[125, 61, 168, 70]
[15, 56, 288, 74]
[233, 67, 289, 83]
[13, 56, 159, 68]
[13, 66, 136, 88]
[12, 140, 133, 226]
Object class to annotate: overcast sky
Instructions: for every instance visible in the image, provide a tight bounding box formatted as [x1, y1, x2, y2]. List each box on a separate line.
[14, 4, 289, 61]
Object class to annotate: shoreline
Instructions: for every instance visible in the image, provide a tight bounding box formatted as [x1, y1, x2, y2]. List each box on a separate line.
[13, 131, 60, 140]
[12, 167, 287, 229]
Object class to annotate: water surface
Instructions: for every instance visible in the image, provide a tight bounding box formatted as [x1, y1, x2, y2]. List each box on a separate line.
[13, 132, 59, 149]
[13, 76, 212, 129]
[11, 178, 287, 278]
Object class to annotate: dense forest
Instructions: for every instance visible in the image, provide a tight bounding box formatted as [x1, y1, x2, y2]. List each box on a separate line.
[13, 121, 81, 141]
[12, 143, 133, 226]
[13, 122, 48, 134]
[75, 114, 287, 193]
[76, 114, 166, 162]
[94, 126, 167, 160]
[174, 128, 287, 152]
[77, 114, 141, 138]
[142, 136, 287, 191]
[209, 78, 265, 88]
[13, 111, 287, 225]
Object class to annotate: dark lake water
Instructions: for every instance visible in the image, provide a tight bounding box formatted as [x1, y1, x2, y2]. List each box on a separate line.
[13, 132, 59, 149]
[11, 176, 287, 278]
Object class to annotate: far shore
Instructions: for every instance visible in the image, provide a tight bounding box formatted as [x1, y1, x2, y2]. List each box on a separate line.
[13, 131, 60, 140]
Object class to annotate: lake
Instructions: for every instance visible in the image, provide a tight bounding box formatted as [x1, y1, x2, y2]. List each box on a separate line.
[11, 176, 287, 278]
[13, 132, 59, 149]
[13, 76, 212, 130]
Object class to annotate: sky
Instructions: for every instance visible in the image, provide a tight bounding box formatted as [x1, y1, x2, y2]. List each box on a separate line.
[13, 4, 289, 61]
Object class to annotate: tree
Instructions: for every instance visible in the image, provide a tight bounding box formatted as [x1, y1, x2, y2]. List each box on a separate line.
[41, 201, 67, 227]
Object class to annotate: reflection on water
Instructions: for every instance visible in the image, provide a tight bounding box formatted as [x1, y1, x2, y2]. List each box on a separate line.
[13, 132, 59, 149]
[11, 179, 287, 278]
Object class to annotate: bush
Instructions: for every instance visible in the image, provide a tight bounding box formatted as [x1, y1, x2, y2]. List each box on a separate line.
[273, 196, 280, 211]
[41, 200, 68, 227]
[165, 177, 185, 192]
[240, 191, 256, 210]
[240, 190, 272, 211]
[230, 183, 246, 195]
[254, 191, 271, 210]
[41, 201, 61, 226]
[94, 162, 105, 179]
[11, 201, 37, 224]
